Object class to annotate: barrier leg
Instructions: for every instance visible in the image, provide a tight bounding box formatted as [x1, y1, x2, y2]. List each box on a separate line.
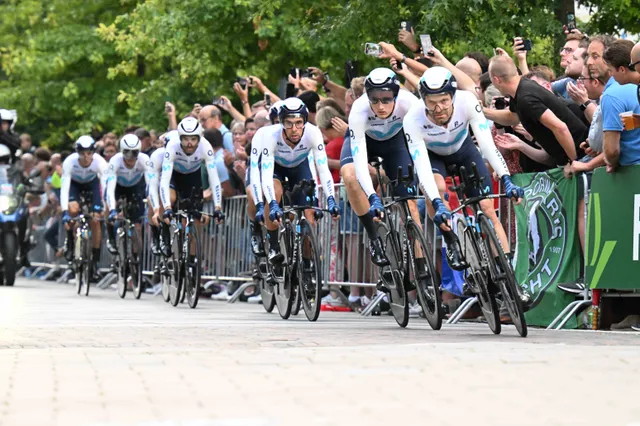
[446, 297, 478, 324]
[555, 300, 592, 330]
[361, 292, 386, 316]
[57, 269, 73, 284]
[17, 266, 27, 277]
[227, 281, 257, 303]
[97, 272, 118, 289]
[41, 266, 60, 281]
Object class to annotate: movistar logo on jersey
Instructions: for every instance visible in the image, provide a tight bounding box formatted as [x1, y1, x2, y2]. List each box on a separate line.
[263, 161, 273, 170]
[351, 146, 359, 156]
[411, 148, 420, 160]
[317, 157, 327, 166]
[162, 164, 171, 171]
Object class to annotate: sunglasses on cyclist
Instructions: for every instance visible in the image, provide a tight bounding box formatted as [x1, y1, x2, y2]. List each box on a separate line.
[123, 149, 140, 159]
[369, 96, 395, 105]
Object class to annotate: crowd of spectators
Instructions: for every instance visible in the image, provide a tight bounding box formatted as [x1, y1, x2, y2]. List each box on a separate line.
[2, 24, 640, 325]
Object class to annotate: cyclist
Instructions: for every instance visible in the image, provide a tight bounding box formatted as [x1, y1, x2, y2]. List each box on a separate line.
[146, 135, 167, 255]
[60, 136, 109, 280]
[339, 67, 422, 267]
[260, 97, 340, 264]
[403, 66, 525, 282]
[105, 134, 151, 255]
[245, 101, 284, 257]
[159, 117, 224, 255]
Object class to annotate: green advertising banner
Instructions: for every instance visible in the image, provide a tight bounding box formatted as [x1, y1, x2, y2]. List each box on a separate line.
[586, 166, 640, 289]
[512, 169, 581, 327]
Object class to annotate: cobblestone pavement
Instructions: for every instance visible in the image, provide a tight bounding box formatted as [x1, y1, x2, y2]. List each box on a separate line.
[0, 279, 639, 426]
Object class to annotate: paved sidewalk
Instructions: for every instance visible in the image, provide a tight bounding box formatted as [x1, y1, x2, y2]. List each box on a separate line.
[0, 279, 639, 426]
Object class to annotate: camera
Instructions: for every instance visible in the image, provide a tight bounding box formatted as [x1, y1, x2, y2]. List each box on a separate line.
[290, 68, 310, 79]
[567, 13, 576, 31]
[400, 21, 412, 33]
[236, 77, 248, 89]
[494, 97, 508, 110]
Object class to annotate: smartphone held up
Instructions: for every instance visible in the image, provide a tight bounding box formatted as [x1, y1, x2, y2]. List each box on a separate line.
[364, 43, 382, 57]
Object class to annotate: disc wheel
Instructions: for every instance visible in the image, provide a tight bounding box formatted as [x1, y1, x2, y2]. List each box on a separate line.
[258, 260, 275, 313]
[298, 220, 322, 321]
[130, 226, 143, 300]
[184, 223, 202, 309]
[273, 223, 294, 320]
[405, 221, 443, 330]
[376, 222, 408, 328]
[116, 230, 127, 299]
[455, 217, 500, 334]
[478, 215, 527, 337]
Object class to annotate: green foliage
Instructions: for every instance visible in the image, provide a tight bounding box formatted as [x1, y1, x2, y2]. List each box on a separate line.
[579, 0, 640, 36]
[0, 0, 637, 149]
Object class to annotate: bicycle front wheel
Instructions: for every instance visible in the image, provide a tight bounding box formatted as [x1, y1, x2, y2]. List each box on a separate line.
[168, 224, 183, 307]
[82, 236, 91, 297]
[185, 223, 202, 309]
[298, 220, 322, 321]
[455, 216, 500, 334]
[405, 221, 443, 330]
[130, 226, 143, 300]
[273, 222, 295, 320]
[478, 215, 527, 337]
[116, 229, 127, 299]
[376, 222, 408, 328]
[258, 260, 276, 313]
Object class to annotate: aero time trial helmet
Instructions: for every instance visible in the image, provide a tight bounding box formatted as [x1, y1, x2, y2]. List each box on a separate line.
[278, 98, 308, 125]
[269, 100, 284, 124]
[120, 134, 141, 159]
[419, 66, 457, 98]
[177, 117, 202, 140]
[365, 68, 400, 98]
[75, 135, 96, 152]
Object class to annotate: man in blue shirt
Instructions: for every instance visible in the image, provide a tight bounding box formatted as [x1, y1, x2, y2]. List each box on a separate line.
[599, 40, 640, 169]
[199, 105, 234, 153]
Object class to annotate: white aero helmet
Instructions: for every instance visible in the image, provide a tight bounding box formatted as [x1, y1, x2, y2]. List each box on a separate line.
[120, 134, 141, 152]
[75, 135, 96, 151]
[177, 117, 202, 140]
[269, 100, 285, 124]
[0, 144, 11, 163]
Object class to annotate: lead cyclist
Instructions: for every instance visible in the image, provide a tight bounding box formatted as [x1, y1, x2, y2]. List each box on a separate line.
[404, 66, 530, 303]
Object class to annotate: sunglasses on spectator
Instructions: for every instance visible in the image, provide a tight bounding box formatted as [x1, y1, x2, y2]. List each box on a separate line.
[369, 96, 395, 105]
[630, 59, 640, 68]
[282, 121, 304, 129]
[123, 149, 140, 159]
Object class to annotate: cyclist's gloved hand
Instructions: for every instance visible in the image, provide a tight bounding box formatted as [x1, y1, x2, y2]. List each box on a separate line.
[314, 209, 324, 220]
[163, 209, 174, 222]
[108, 209, 117, 223]
[255, 202, 265, 224]
[62, 210, 72, 225]
[501, 175, 524, 200]
[93, 204, 103, 214]
[432, 198, 452, 228]
[268, 200, 283, 222]
[368, 194, 384, 218]
[327, 196, 341, 218]
[213, 208, 225, 222]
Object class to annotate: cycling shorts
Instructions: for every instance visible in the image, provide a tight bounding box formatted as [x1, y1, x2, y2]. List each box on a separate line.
[69, 178, 102, 212]
[340, 129, 416, 197]
[428, 134, 493, 198]
[273, 158, 313, 206]
[116, 180, 146, 222]
[169, 170, 203, 205]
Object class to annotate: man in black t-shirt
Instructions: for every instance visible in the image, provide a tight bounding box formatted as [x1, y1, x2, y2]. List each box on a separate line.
[485, 56, 588, 165]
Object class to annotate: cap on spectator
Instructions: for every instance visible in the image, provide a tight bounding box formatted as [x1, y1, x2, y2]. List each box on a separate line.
[297, 91, 320, 113]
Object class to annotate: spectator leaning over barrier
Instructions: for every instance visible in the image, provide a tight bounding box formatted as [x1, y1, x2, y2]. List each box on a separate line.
[198, 105, 234, 153]
[604, 40, 640, 86]
[524, 71, 590, 127]
[553, 42, 589, 100]
[244, 118, 257, 145]
[595, 38, 640, 171]
[315, 106, 346, 184]
[202, 128, 234, 199]
[486, 55, 588, 166]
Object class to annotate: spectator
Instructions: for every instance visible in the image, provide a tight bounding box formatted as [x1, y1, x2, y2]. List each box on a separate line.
[308, 67, 348, 112]
[524, 71, 590, 127]
[464, 51, 490, 73]
[456, 56, 483, 93]
[632, 42, 640, 76]
[18, 133, 36, 156]
[487, 55, 588, 165]
[315, 106, 346, 183]
[552, 43, 588, 99]
[102, 140, 117, 162]
[561, 32, 587, 69]
[316, 98, 345, 116]
[202, 128, 234, 198]
[244, 118, 258, 144]
[198, 105, 234, 153]
[216, 95, 247, 124]
[253, 109, 270, 129]
[567, 65, 607, 147]
[603, 39, 640, 85]
[231, 122, 247, 159]
[34, 147, 52, 179]
[297, 90, 320, 124]
[135, 128, 154, 155]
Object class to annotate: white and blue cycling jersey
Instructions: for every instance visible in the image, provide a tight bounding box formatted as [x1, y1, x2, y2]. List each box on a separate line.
[260, 123, 334, 204]
[105, 152, 151, 211]
[347, 89, 421, 198]
[146, 148, 164, 210]
[159, 130, 222, 209]
[403, 89, 509, 201]
[60, 152, 109, 211]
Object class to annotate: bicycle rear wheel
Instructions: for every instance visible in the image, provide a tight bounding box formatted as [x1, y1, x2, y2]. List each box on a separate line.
[455, 217, 500, 334]
[185, 222, 202, 309]
[116, 229, 127, 299]
[273, 222, 294, 320]
[130, 226, 143, 300]
[478, 215, 527, 337]
[405, 221, 442, 330]
[161, 261, 171, 303]
[298, 220, 322, 321]
[376, 222, 408, 328]
[82, 236, 91, 297]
